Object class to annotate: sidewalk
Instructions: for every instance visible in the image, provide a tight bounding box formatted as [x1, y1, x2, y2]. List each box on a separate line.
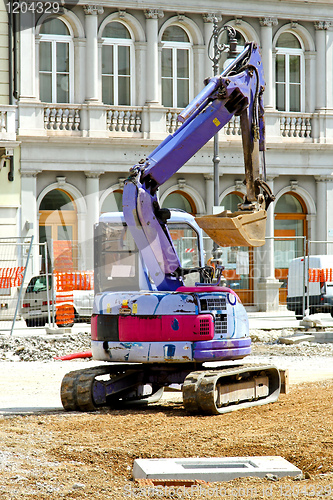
[247, 310, 333, 330]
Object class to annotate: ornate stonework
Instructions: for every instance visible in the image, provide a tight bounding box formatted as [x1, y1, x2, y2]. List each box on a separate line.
[259, 17, 278, 27]
[83, 5, 104, 15]
[144, 9, 164, 20]
[202, 13, 222, 24]
[314, 21, 333, 30]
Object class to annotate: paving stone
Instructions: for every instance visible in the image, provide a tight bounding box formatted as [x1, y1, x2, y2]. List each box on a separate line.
[133, 456, 301, 482]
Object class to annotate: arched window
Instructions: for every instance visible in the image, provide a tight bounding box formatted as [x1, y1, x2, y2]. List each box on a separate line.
[39, 189, 78, 271]
[161, 25, 192, 108]
[39, 18, 73, 103]
[161, 190, 196, 215]
[274, 192, 307, 303]
[101, 190, 123, 213]
[102, 22, 133, 105]
[275, 32, 304, 112]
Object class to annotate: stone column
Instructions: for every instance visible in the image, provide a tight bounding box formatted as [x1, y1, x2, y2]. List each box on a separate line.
[20, 12, 36, 99]
[315, 175, 328, 254]
[314, 22, 330, 111]
[259, 17, 278, 109]
[257, 176, 281, 311]
[85, 172, 103, 269]
[135, 42, 147, 106]
[144, 9, 164, 104]
[21, 170, 40, 274]
[84, 5, 104, 102]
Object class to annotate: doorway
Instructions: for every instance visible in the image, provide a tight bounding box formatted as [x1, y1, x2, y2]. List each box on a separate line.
[39, 189, 78, 271]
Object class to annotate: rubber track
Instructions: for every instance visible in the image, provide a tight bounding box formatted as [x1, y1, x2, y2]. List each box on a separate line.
[61, 366, 113, 412]
[60, 365, 164, 411]
[183, 364, 280, 415]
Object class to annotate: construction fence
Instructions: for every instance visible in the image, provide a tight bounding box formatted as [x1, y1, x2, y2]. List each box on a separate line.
[0, 238, 94, 335]
[205, 236, 333, 314]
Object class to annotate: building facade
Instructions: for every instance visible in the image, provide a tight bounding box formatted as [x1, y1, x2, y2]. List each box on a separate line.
[0, 2, 19, 239]
[13, 0, 333, 311]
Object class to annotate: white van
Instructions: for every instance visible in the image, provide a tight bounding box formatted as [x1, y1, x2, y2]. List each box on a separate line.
[287, 255, 333, 319]
[20, 274, 94, 327]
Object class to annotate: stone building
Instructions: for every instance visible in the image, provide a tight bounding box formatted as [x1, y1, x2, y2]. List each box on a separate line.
[0, 2, 19, 239]
[14, 0, 333, 311]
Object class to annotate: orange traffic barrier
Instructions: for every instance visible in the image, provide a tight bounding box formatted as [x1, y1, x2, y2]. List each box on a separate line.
[53, 271, 93, 326]
[322, 268, 333, 282]
[309, 268, 333, 283]
[54, 272, 74, 326]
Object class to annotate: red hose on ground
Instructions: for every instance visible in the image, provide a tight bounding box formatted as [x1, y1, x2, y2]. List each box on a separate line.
[54, 351, 92, 361]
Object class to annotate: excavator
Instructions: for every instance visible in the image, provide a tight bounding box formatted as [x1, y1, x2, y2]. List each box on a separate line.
[60, 41, 280, 415]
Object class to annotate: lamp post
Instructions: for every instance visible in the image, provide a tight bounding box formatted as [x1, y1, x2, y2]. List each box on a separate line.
[208, 19, 237, 257]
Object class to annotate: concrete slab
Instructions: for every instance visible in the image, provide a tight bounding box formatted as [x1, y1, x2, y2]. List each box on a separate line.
[313, 332, 333, 343]
[45, 326, 72, 335]
[278, 334, 315, 345]
[133, 456, 301, 482]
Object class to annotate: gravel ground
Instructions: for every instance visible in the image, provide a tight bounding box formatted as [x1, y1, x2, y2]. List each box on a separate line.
[1, 327, 333, 499]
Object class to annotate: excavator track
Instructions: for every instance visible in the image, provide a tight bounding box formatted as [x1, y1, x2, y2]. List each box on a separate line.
[61, 365, 164, 412]
[61, 364, 280, 414]
[182, 364, 280, 415]
[61, 366, 112, 411]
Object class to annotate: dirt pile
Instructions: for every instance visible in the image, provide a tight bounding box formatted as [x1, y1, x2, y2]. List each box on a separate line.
[0, 380, 332, 499]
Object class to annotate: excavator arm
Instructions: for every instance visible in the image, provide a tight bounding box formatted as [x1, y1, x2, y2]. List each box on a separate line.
[123, 42, 274, 291]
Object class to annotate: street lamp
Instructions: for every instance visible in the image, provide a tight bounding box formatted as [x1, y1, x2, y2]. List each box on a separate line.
[208, 19, 238, 258]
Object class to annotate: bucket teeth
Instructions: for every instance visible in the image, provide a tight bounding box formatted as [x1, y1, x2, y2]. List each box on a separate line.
[195, 209, 267, 247]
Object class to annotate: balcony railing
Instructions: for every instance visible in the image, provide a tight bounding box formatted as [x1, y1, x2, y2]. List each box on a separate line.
[44, 105, 81, 132]
[38, 103, 318, 144]
[279, 113, 312, 139]
[106, 107, 142, 134]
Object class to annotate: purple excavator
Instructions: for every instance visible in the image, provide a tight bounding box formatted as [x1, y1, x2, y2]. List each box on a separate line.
[61, 42, 279, 415]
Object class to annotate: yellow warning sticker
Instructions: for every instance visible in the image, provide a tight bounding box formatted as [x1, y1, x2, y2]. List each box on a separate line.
[213, 118, 221, 127]
[132, 303, 138, 314]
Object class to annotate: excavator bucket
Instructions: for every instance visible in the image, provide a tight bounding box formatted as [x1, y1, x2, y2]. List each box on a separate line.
[195, 209, 267, 247]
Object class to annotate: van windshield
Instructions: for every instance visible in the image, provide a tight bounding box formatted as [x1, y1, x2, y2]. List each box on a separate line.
[26, 275, 51, 293]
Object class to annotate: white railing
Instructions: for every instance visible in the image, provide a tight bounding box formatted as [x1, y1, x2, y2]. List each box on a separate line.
[44, 106, 81, 131]
[166, 109, 182, 134]
[0, 106, 16, 141]
[223, 115, 241, 136]
[106, 107, 142, 133]
[279, 113, 312, 139]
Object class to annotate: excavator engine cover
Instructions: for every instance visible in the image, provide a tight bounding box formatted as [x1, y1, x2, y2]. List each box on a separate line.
[195, 209, 267, 247]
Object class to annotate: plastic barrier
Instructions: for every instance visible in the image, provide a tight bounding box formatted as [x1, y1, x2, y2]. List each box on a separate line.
[309, 268, 333, 283]
[54, 272, 75, 327]
[53, 271, 93, 327]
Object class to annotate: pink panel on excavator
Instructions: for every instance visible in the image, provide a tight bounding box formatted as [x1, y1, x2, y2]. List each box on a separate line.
[119, 314, 214, 342]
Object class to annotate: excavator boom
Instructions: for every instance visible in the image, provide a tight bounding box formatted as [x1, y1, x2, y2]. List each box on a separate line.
[123, 42, 274, 290]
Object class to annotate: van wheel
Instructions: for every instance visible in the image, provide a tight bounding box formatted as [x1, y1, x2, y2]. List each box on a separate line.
[295, 308, 303, 320]
[25, 318, 46, 327]
[330, 309, 333, 318]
